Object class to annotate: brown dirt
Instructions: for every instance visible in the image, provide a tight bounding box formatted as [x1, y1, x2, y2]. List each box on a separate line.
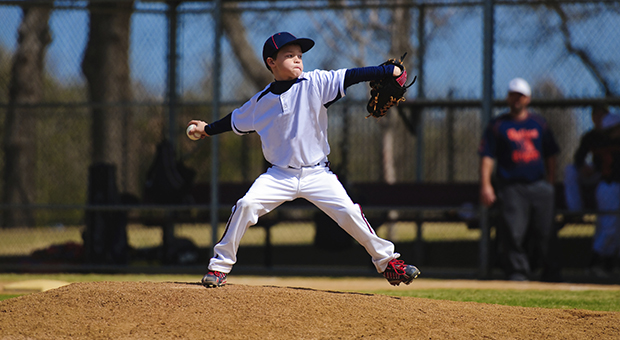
[1, 278, 619, 339]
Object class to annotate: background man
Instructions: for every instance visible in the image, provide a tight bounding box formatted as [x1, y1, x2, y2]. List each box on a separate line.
[479, 78, 561, 281]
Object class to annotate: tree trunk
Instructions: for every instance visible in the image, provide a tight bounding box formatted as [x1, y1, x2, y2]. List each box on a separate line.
[382, 1, 414, 184]
[81, 1, 137, 196]
[2, 5, 51, 227]
[222, 10, 273, 89]
[383, 2, 415, 238]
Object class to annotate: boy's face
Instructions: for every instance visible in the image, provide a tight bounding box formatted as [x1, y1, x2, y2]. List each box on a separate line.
[267, 44, 303, 81]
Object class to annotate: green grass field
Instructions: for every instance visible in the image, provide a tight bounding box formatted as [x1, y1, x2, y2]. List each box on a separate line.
[1, 273, 618, 312]
[372, 288, 620, 312]
[0, 294, 21, 302]
[0, 222, 595, 256]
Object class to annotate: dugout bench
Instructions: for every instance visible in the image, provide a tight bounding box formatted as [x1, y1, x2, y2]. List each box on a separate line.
[140, 182, 483, 266]
[139, 181, 588, 268]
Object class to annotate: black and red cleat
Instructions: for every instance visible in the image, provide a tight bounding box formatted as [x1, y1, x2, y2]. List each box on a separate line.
[201, 271, 228, 288]
[382, 259, 420, 286]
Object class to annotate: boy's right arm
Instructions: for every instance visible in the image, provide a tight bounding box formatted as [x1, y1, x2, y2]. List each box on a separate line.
[187, 113, 233, 137]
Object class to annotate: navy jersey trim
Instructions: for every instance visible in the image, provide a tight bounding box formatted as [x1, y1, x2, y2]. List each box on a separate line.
[324, 92, 342, 108]
[258, 78, 307, 102]
[257, 85, 273, 102]
[232, 120, 255, 135]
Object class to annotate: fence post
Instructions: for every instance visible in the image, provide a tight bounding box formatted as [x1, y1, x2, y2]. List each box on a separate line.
[479, 0, 495, 279]
[210, 0, 223, 258]
[416, 4, 426, 182]
[164, 1, 180, 263]
[166, 1, 179, 151]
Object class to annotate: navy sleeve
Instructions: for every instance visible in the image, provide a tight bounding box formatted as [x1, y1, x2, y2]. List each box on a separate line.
[344, 65, 395, 89]
[204, 113, 233, 135]
[478, 122, 496, 159]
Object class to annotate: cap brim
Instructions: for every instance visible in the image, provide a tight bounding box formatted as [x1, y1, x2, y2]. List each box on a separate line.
[508, 90, 530, 97]
[285, 38, 315, 53]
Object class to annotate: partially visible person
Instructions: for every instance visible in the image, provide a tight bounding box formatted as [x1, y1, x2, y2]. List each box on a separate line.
[478, 78, 561, 282]
[573, 103, 620, 278]
[564, 104, 620, 213]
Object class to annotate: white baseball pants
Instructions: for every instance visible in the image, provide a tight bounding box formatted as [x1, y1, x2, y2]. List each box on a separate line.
[208, 164, 399, 274]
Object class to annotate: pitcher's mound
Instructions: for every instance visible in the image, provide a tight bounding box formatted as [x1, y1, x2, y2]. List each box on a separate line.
[0, 281, 618, 339]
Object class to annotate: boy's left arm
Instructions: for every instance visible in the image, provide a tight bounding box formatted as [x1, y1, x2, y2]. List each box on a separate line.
[343, 65, 397, 89]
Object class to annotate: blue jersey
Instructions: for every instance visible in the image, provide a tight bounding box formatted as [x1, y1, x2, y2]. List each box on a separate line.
[479, 112, 560, 183]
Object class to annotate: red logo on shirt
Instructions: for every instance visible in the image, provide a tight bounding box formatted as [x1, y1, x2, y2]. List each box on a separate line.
[507, 128, 540, 163]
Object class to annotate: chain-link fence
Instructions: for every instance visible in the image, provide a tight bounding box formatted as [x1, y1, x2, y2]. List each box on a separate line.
[1, 0, 619, 277]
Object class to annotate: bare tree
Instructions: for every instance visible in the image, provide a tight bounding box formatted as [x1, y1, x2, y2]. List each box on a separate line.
[544, 3, 616, 97]
[316, 0, 417, 184]
[81, 1, 137, 196]
[2, 4, 51, 227]
[222, 7, 273, 90]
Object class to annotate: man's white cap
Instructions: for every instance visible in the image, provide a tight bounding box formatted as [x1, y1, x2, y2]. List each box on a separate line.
[508, 77, 531, 97]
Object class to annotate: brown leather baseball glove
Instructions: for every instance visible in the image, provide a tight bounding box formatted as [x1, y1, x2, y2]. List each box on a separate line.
[366, 53, 416, 118]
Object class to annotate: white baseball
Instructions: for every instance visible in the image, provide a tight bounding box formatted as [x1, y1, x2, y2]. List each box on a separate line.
[186, 124, 201, 141]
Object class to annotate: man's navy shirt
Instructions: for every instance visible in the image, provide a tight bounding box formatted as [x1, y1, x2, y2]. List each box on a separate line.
[479, 112, 560, 183]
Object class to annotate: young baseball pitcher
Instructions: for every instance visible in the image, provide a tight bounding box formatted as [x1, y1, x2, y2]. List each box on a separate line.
[188, 32, 420, 287]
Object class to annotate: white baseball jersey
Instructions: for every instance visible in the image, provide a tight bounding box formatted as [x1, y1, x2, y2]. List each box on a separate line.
[231, 69, 346, 168]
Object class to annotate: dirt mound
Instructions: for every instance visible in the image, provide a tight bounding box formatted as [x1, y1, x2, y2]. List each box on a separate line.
[1, 281, 619, 339]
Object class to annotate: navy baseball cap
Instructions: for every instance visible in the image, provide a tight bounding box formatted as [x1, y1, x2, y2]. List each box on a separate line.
[262, 32, 315, 68]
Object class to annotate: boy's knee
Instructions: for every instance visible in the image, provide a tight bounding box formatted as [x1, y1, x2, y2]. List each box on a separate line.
[337, 203, 364, 222]
[235, 196, 263, 213]
[236, 196, 254, 209]
[347, 204, 363, 216]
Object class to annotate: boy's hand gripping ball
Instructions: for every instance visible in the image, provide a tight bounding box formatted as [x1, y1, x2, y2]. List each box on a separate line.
[186, 124, 201, 141]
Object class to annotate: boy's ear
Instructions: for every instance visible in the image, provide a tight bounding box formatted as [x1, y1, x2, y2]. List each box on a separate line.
[266, 57, 275, 68]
